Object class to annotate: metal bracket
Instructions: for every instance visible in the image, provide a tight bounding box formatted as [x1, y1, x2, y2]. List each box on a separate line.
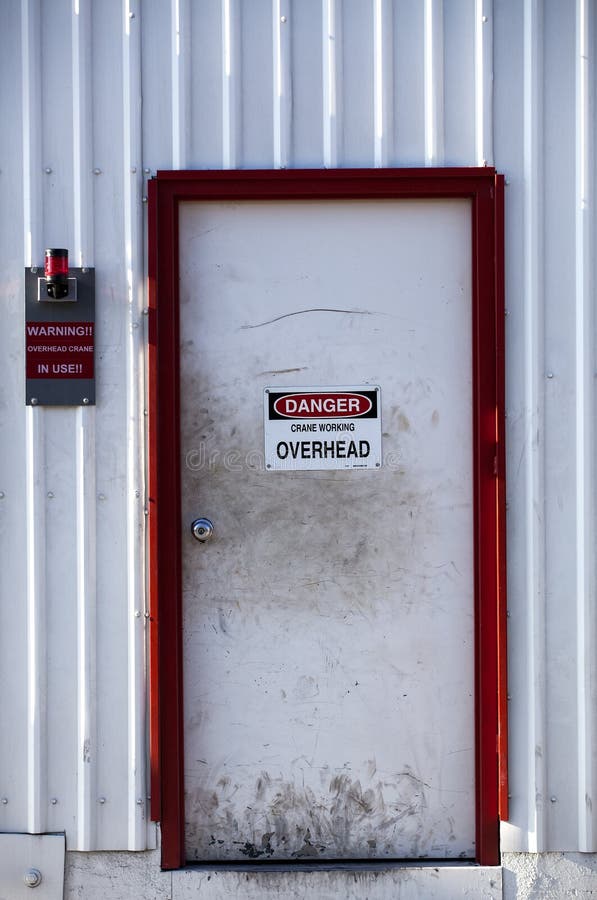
[0, 834, 65, 899]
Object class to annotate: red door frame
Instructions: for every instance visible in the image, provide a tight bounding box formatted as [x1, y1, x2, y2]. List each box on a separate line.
[147, 168, 507, 870]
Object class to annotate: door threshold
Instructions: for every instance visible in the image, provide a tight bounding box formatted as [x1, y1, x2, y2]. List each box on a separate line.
[183, 858, 479, 874]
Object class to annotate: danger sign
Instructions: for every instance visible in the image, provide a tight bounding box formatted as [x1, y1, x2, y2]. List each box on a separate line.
[264, 386, 382, 471]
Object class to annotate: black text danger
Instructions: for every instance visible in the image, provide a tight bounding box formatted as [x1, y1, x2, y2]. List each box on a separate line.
[276, 439, 370, 460]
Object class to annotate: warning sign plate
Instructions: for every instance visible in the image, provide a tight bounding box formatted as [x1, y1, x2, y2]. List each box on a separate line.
[264, 386, 382, 471]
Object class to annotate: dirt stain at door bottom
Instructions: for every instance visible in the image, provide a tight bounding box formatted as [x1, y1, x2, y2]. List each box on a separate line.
[185, 766, 466, 861]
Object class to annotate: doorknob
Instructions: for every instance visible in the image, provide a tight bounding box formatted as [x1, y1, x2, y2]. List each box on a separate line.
[191, 518, 214, 542]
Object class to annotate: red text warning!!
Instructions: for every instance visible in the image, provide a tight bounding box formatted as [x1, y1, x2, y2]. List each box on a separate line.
[26, 322, 94, 379]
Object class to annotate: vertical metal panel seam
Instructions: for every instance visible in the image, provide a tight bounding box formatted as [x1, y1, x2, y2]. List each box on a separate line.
[575, 0, 595, 852]
[72, 0, 97, 851]
[72, 0, 94, 266]
[475, 0, 494, 166]
[424, 0, 445, 165]
[171, 0, 190, 168]
[222, 0, 240, 169]
[22, 0, 47, 836]
[25, 408, 46, 835]
[373, 0, 393, 167]
[523, 0, 547, 853]
[322, 0, 341, 167]
[273, 0, 291, 168]
[75, 409, 97, 849]
[122, 0, 147, 851]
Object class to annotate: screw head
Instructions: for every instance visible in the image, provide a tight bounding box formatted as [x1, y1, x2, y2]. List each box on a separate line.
[30, 398, 38, 406]
[24, 868, 42, 888]
[1, 797, 8, 804]
[82, 397, 90, 405]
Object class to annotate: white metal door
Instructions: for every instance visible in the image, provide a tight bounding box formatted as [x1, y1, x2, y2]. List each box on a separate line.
[180, 199, 474, 862]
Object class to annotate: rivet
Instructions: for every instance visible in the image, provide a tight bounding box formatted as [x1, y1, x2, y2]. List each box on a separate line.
[504, 309, 509, 316]
[50, 797, 58, 805]
[1, 797, 8, 804]
[98, 493, 106, 501]
[135, 490, 140, 498]
[144, 507, 149, 516]
[507, 610, 511, 618]
[98, 797, 106, 804]
[31, 398, 38, 406]
[82, 267, 89, 274]
[507, 694, 511, 701]
[482, 15, 488, 23]
[23, 868, 43, 888]
[44, 167, 52, 174]
[546, 372, 554, 379]
[143, 168, 151, 175]
[142, 196, 148, 203]
[0, 492, 5, 499]
[143, 307, 149, 315]
[135, 610, 141, 618]
[136, 798, 144, 805]
[129, 11, 135, 18]
[280, 15, 287, 23]
[47, 492, 54, 499]
[505, 179, 511, 185]
[132, 322, 139, 329]
[144, 409, 148, 416]
[31, 267, 38, 274]
[144, 612, 150, 619]
[82, 397, 90, 405]
[93, 168, 102, 175]
[131, 167, 137, 174]
[550, 796, 557, 803]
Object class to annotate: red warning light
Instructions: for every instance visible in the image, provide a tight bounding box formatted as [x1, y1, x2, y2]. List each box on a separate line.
[44, 248, 69, 299]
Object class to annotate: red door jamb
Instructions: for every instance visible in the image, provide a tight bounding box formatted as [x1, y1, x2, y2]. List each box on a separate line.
[147, 168, 507, 870]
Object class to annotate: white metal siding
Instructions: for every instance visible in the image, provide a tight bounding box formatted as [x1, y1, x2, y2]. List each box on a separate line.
[0, 0, 594, 855]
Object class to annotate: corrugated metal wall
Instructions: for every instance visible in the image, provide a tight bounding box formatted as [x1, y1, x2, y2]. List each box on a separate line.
[0, 0, 595, 856]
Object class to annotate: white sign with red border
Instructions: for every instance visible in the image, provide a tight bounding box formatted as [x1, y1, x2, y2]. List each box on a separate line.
[264, 386, 382, 471]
